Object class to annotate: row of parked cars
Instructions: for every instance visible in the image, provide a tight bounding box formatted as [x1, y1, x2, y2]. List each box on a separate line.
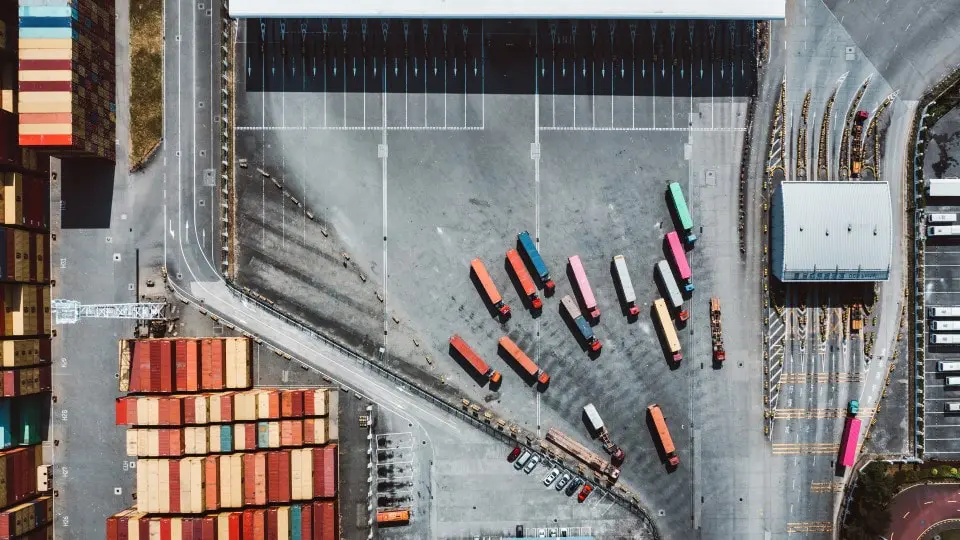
[508, 446, 594, 502]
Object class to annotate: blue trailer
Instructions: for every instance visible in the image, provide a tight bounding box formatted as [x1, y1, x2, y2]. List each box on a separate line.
[517, 231, 556, 295]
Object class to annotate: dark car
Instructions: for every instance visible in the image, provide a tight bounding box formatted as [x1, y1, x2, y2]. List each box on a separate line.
[508, 447, 522, 462]
[565, 477, 583, 496]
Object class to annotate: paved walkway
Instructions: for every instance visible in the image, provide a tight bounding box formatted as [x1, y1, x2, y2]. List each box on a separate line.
[888, 483, 960, 540]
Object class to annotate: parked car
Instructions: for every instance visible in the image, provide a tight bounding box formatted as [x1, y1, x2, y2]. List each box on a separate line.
[555, 472, 571, 491]
[543, 468, 560, 486]
[514, 450, 532, 470]
[565, 477, 583, 496]
[524, 454, 541, 473]
[508, 447, 522, 462]
[578, 484, 594, 502]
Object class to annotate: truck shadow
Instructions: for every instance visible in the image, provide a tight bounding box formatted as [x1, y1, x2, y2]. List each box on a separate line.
[644, 409, 678, 474]
[558, 301, 601, 359]
[515, 236, 554, 297]
[496, 338, 547, 392]
[609, 259, 638, 323]
[448, 341, 501, 389]
[504, 255, 541, 317]
[565, 261, 597, 326]
[649, 304, 682, 371]
[469, 265, 510, 322]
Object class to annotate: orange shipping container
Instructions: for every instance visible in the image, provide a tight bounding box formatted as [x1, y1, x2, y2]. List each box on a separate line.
[18, 123, 72, 136]
[204, 456, 219, 511]
[254, 452, 267, 506]
[17, 40, 73, 52]
[19, 113, 71, 124]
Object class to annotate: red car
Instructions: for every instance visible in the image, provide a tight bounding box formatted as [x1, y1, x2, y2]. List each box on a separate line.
[578, 484, 593, 503]
[507, 447, 522, 462]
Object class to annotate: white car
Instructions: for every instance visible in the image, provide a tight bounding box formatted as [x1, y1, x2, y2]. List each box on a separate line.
[543, 467, 560, 486]
[555, 472, 571, 491]
[524, 454, 541, 473]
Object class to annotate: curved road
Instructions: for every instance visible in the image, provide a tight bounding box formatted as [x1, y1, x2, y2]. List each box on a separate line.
[888, 483, 960, 540]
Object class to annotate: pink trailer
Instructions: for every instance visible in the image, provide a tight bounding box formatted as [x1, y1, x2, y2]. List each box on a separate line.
[568, 255, 599, 320]
[666, 231, 694, 292]
[838, 417, 862, 467]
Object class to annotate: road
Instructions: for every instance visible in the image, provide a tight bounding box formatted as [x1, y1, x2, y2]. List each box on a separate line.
[887, 483, 960, 540]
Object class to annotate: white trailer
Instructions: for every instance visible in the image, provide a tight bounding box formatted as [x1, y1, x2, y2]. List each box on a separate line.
[928, 225, 960, 236]
[938, 361, 960, 372]
[583, 403, 605, 433]
[929, 307, 960, 318]
[928, 178, 960, 198]
[933, 321, 960, 331]
[929, 213, 959, 224]
[932, 334, 960, 345]
[612, 255, 639, 316]
[656, 260, 684, 310]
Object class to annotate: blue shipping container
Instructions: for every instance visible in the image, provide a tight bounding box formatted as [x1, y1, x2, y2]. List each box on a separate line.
[18, 27, 77, 39]
[0, 401, 12, 449]
[517, 231, 549, 280]
[574, 316, 595, 341]
[291, 505, 302, 540]
[221, 425, 232, 452]
[18, 6, 78, 19]
[18, 16, 73, 28]
[257, 422, 269, 449]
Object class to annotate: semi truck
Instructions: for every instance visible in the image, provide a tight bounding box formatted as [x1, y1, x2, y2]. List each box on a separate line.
[929, 213, 959, 224]
[612, 255, 639, 316]
[470, 258, 511, 320]
[930, 306, 960, 318]
[932, 334, 960, 345]
[582, 403, 625, 465]
[665, 231, 694, 292]
[653, 298, 682, 362]
[561, 294, 602, 352]
[709, 297, 726, 362]
[449, 335, 502, 385]
[517, 231, 556, 295]
[545, 428, 620, 481]
[932, 320, 960, 331]
[376, 508, 410, 525]
[568, 255, 600, 320]
[667, 182, 697, 246]
[647, 404, 680, 467]
[837, 402, 861, 468]
[498, 336, 550, 386]
[656, 260, 689, 322]
[506, 249, 543, 310]
[928, 225, 960, 237]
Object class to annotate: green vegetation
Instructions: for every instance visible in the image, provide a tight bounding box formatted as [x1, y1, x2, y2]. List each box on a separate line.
[842, 462, 895, 540]
[130, 0, 163, 170]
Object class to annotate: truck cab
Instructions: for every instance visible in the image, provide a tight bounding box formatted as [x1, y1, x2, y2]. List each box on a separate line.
[847, 400, 859, 416]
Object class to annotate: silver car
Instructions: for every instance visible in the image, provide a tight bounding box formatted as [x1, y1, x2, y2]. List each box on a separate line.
[555, 472, 571, 491]
[524, 454, 541, 473]
[543, 467, 560, 486]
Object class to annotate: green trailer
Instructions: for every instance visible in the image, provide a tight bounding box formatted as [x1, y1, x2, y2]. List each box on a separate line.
[668, 182, 696, 246]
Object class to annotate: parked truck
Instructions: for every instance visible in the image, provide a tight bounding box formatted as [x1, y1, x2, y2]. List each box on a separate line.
[582, 403, 625, 465]
[506, 249, 543, 310]
[376, 508, 411, 525]
[930, 306, 960, 318]
[851, 305, 863, 333]
[449, 335, 502, 385]
[665, 231, 694, 292]
[561, 295, 602, 352]
[668, 182, 697, 246]
[545, 428, 620, 481]
[647, 404, 680, 467]
[498, 336, 550, 386]
[709, 297, 725, 363]
[568, 255, 600, 320]
[850, 110, 867, 178]
[653, 298, 682, 362]
[612, 255, 639, 316]
[470, 258, 511, 320]
[656, 260, 689, 322]
[517, 231, 556, 295]
[837, 401, 861, 468]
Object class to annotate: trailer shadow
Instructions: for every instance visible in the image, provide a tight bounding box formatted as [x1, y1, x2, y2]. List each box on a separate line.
[448, 340, 501, 389]
[504, 254, 542, 318]
[469, 264, 510, 323]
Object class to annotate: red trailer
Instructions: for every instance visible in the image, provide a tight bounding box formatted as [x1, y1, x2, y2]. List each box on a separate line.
[506, 249, 543, 310]
[470, 258, 511, 319]
[449, 334, 502, 385]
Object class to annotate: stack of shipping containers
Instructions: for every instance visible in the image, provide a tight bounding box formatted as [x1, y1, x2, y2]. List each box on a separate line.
[16, 0, 116, 161]
[107, 337, 341, 540]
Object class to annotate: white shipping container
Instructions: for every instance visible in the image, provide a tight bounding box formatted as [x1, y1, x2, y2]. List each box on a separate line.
[656, 260, 684, 309]
[932, 320, 960, 331]
[583, 403, 604, 432]
[928, 178, 960, 198]
[328, 391, 339, 440]
[929, 306, 960, 318]
[928, 225, 960, 236]
[929, 213, 959, 223]
[933, 334, 960, 345]
[938, 361, 960, 372]
[612, 255, 636, 304]
[301, 446, 313, 498]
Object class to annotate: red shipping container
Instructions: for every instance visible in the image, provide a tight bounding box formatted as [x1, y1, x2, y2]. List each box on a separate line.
[139, 519, 149, 539]
[159, 340, 173, 393]
[115, 398, 127, 425]
[291, 390, 304, 417]
[184, 396, 196, 425]
[320, 502, 336, 540]
[171, 429, 182, 457]
[158, 398, 168, 426]
[312, 447, 323, 497]
[185, 340, 199, 391]
[159, 429, 170, 456]
[253, 510, 265, 540]
[126, 398, 137, 425]
[200, 340, 212, 390]
[204, 456, 219, 511]
[201, 517, 215, 540]
[193, 519, 203, 540]
[106, 516, 118, 540]
[266, 508, 278, 540]
[229, 513, 241, 540]
[168, 398, 183, 425]
[118, 516, 129, 540]
[322, 445, 337, 498]
[242, 453, 255, 505]
[303, 390, 315, 416]
[160, 517, 171, 540]
[301, 504, 312, 540]
[175, 340, 188, 392]
[279, 449, 291, 503]
[169, 460, 181, 513]
[149, 342, 162, 392]
[242, 510, 255, 540]
[19, 60, 73, 70]
[128, 342, 141, 392]
[220, 392, 234, 423]
[281, 391, 293, 418]
[210, 339, 224, 389]
[269, 391, 280, 419]
[246, 424, 257, 449]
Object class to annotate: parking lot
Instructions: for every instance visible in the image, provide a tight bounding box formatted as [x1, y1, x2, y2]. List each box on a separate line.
[921, 107, 960, 458]
[233, 15, 765, 539]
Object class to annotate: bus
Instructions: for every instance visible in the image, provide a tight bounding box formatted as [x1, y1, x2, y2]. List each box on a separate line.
[928, 213, 958, 224]
[376, 508, 411, 525]
[665, 232, 694, 292]
[470, 258, 511, 320]
[647, 404, 680, 467]
[930, 306, 960, 318]
[837, 416, 861, 468]
[653, 298, 682, 362]
[517, 231, 555, 295]
[668, 182, 696, 246]
[612, 255, 639, 316]
[568, 255, 600, 320]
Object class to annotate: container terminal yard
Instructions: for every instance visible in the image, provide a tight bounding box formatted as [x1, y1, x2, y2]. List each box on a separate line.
[0, 0, 955, 536]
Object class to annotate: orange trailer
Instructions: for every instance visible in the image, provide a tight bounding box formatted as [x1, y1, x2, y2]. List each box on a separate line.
[470, 258, 511, 319]
[498, 336, 549, 386]
[376, 508, 410, 524]
[506, 249, 543, 310]
[449, 335, 502, 385]
[647, 404, 679, 467]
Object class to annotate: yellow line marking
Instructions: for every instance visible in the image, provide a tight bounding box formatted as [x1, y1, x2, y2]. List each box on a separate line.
[774, 407, 875, 419]
[786, 521, 833, 534]
[779, 372, 862, 384]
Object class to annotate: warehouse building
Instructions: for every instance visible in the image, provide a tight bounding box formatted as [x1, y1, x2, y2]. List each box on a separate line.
[771, 182, 892, 282]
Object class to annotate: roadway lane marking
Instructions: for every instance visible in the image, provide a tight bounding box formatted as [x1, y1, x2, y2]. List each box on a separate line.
[925, 500, 934, 505]
[903, 511, 910, 518]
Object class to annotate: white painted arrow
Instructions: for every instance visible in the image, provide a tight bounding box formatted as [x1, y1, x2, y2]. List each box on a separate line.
[169, 220, 175, 239]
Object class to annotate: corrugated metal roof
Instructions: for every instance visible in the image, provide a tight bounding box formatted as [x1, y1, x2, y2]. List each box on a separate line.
[773, 182, 892, 282]
[229, 0, 785, 19]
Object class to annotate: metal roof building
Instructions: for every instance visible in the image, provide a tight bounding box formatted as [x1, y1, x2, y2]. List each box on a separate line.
[771, 182, 892, 282]
[229, 0, 786, 19]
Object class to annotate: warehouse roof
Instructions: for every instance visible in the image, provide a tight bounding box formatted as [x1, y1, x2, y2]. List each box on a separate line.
[772, 182, 892, 281]
[229, 0, 785, 19]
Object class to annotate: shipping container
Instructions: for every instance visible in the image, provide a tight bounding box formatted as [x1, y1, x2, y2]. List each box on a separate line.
[928, 178, 960, 198]
[469, 258, 511, 320]
[568, 255, 599, 320]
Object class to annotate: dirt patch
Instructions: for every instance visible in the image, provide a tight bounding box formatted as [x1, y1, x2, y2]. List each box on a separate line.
[129, 0, 163, 170]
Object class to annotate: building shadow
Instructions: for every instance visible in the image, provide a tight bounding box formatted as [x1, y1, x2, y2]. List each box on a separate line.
[60, 158, 115, 229]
